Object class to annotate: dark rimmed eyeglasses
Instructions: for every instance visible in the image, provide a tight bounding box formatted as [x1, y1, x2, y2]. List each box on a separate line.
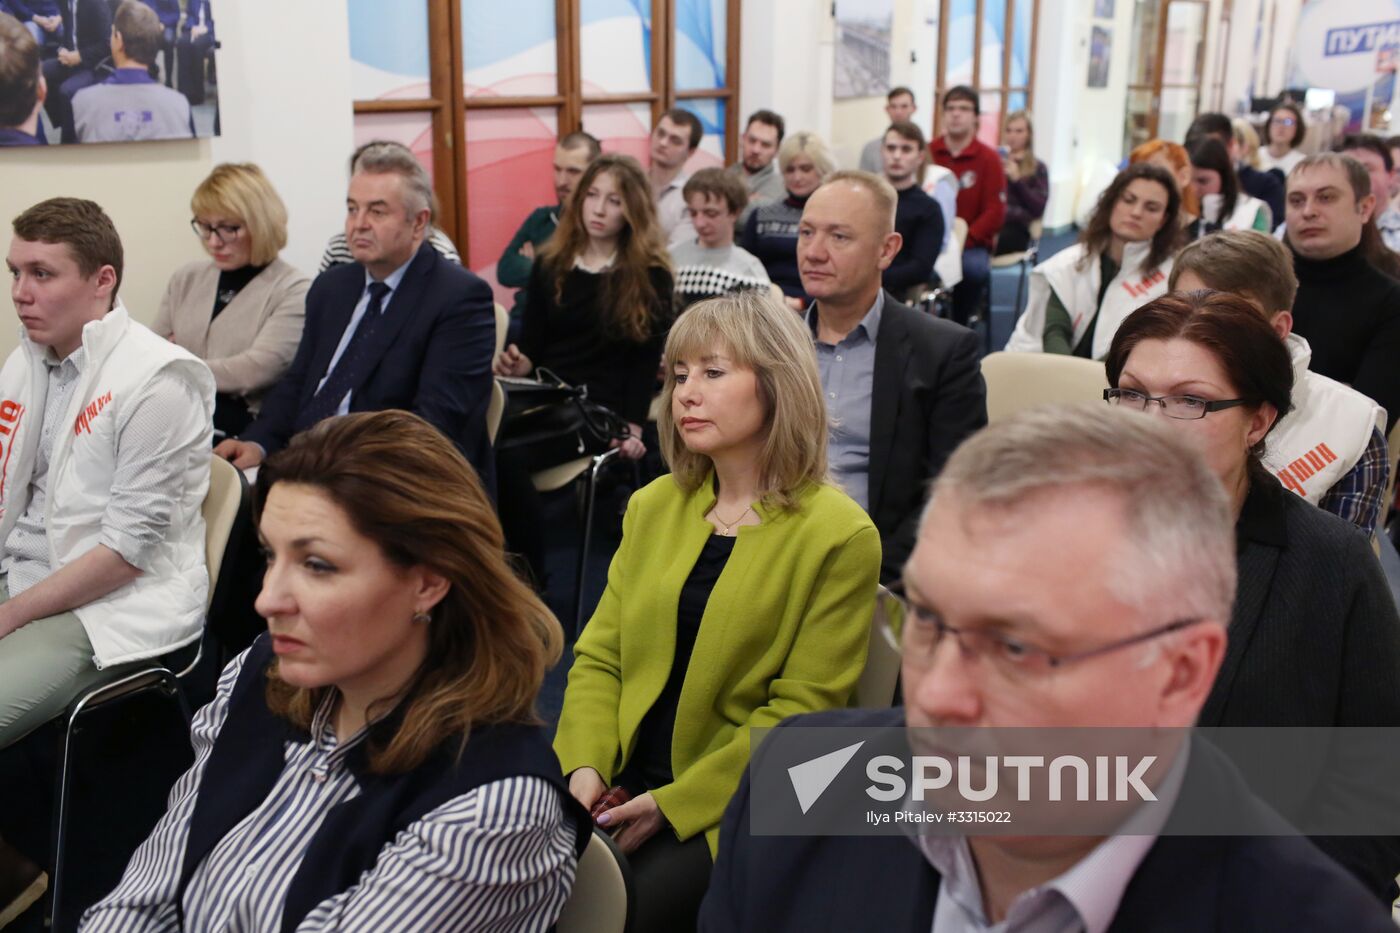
[880, 586, 1203, 680]
[1103, 388, 1257, 421]
[191, 219, 243, 244]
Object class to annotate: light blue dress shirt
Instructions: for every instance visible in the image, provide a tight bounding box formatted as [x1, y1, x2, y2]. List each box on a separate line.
[315, 255, 415, 415]
[807, 291, 883, 511]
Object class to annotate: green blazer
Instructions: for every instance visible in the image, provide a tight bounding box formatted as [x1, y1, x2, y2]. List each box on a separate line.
[554, 474, 881, 855]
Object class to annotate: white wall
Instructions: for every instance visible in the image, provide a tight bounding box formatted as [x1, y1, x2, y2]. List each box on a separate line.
[0, 0, 354, 360]
[740, 0, 834, 147]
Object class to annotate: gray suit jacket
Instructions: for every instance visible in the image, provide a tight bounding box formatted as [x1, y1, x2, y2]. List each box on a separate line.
[153, 258, 310, 413]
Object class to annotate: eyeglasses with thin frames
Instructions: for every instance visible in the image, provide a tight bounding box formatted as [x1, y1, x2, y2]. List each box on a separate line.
[1103, 388, 1257, 421]
[879, 585, 1203, 681]
[190, 219, 244, 245]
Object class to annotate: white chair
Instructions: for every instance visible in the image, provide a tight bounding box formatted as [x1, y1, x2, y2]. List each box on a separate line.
[493, 302, 509, 357]
[487, 379, 506, 445]
[556, 827, 634, 933]
[856, 585, 901, 708]
[989, 217, 1043, 328]
[46, 457, 247, 929]
[979, 351, 1108, 424]
[533, 447, 623, 635]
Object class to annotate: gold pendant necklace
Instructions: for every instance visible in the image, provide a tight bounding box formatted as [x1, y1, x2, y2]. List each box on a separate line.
[711, 503, 754, 536]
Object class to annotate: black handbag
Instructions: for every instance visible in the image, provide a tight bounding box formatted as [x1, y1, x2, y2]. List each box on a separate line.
[496, 369, 632, 468]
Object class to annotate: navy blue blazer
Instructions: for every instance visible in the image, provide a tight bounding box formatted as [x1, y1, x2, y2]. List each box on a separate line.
[699, 707, 1396, 933]
[58, 0, 112, 70]
[243, 242, 497, 489]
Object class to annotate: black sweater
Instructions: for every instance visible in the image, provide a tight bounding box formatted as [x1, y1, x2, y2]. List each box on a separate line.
[1291, 244, 1400, 431]
[884, 185, 945, 294]
[520, 262, 673, 424]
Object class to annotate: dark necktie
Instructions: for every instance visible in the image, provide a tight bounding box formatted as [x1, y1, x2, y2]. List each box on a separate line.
[295, 281, 390, 431]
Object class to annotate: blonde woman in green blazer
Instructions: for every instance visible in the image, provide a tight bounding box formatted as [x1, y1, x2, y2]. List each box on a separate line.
[554, 289, 881, 932]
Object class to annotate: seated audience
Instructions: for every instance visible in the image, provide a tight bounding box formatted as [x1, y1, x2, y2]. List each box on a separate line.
[878, 121, 944, 297]
[2, 0, 59, 46]
[727, 109, 786, 212]
[1187, 111, 1285, 226]
[555, 290, 881, 933]
[931, 85, 1006, 326]
[215, 142, 497, 487]
[996, 109, 1048, 255]
[138, 0, 177, 85]
[649, 107, 703, 245]
[1170, 231, 1388, 536]
[1106, 291, 1400, 898]
[1336, 133, 1400, 253]
[321, 142, 461, 272]
[701, 406, 1396, 932]
[494, 153, 673, 583]
[1007, 162, 1179, 357]
[72, 1, 193, 143]
[1259, 101, 1307, 177]
[497, 130, 601, 339]
[39, 0, 110, 142]
[154, 162, 310, 439]
[671, 168, 770, 308]
[0, 197, 214, 750]
[1130, 138, 1200, 231]
[799, 170, 986, 581]
[1186, 137, 1270, 237]
[1232, 115, 1264, 176]
[858, 85, 916, 173]
[175, 0, 213, 106]
[82, 410, 587, 931]
[741, 130, 834, 309]
[0, 11, 45, 147]
[1285, 152, 1400, 430]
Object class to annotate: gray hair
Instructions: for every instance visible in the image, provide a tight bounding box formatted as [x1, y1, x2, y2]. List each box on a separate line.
[821, 169, 899, 234]
[922, 404, 1236, 627]
[349, 140, 438, 222]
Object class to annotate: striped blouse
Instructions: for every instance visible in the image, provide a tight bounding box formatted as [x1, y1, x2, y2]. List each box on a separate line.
[80, 649, 578, 932]
[319, 229, 461, 273]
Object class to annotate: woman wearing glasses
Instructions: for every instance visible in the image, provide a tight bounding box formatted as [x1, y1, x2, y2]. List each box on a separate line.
[1259, 103, 1307, 178]
[1104, 289, 1400, 900]
[154, 163, 309, 439]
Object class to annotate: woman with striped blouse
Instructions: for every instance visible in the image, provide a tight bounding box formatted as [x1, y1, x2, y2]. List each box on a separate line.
[81, 410, 587, 932]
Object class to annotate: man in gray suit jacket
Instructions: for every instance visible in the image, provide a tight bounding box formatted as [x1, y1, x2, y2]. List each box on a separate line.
[799, 170, 987, 582]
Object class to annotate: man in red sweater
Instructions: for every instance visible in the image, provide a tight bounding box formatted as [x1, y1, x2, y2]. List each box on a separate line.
[930, 85, 1006, 327]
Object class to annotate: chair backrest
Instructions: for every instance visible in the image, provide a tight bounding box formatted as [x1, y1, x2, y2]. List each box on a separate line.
[856, 585, 901, 707]
[487, 379, 506, 444]
[494, 302, 509, 357]
[202, 456, 247, 612]
[980, 351, 1108, 423]
[556, 827, 634, 933]
[952, 217, 969, 252]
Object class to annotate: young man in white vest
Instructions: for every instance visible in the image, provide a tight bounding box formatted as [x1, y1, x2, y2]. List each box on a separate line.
[0, 197, 215, 751]
[1170, 229, 1389, 538]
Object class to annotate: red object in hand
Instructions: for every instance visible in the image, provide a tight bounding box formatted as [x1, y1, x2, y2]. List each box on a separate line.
[590, 786, 632, 822]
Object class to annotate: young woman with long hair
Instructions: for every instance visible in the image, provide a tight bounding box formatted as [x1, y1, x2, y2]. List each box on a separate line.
[997, 110, 1049, 255]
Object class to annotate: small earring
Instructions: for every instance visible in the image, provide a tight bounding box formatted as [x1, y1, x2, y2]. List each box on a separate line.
[412, 610, 432, 625]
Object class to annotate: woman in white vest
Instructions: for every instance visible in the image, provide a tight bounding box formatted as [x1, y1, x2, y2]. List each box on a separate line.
[1169, 230, 1388, 537]
[1186, 137, 1271, 239]
[1006, 162, 1181, 358]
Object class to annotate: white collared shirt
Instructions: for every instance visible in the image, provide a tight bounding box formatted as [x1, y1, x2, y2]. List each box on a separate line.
[315, 254, 416, 415]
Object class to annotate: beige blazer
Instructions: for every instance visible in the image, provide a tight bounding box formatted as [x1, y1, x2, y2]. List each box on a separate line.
[153, 258, 310, 414]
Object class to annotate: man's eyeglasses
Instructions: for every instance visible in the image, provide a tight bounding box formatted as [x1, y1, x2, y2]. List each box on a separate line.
[880, 586, 1202, 681]
[191, 219, 244, 244]
[1103, 388, 1256, 421]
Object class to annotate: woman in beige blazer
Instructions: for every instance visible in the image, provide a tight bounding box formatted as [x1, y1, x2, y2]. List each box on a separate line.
[155, 163, 309, 438]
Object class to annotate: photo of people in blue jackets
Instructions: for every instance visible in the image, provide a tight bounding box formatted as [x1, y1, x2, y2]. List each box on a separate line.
[0, 0, 218, 147]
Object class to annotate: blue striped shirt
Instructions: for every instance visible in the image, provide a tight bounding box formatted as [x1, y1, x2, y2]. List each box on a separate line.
[80, 649, 578, 932]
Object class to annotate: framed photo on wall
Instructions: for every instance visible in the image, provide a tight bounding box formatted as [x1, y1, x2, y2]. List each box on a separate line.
[1088, 25, 1112, 89]
[0, 0, 220, 147]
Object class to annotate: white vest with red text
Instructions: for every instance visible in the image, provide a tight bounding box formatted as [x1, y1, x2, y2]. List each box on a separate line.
[1262, 333, 1386, 510]
[0, 305, 216, 668]
[1006, 240, 1172, 360]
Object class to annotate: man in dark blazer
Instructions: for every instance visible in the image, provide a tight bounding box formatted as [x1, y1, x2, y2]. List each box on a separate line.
[40, 0, 111, 141]
[700, 407, 1395, 932]
[216, 144, 496, 489]
[799, 170, 987, 581]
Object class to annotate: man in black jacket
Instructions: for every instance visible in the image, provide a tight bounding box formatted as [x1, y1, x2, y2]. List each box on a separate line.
[700, 407, 1396, 932]
[40, 0, 109, 141]
[798, 170, 986, 582]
